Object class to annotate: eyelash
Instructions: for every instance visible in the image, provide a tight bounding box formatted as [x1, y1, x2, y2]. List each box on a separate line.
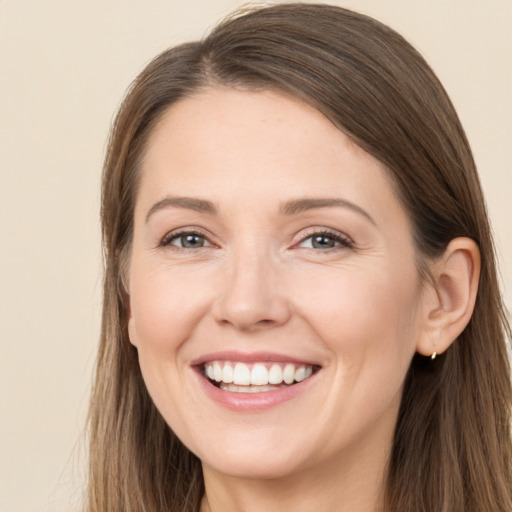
[160, 229, 212, 250]
[295, 229, 354, 251]
[159, 228, 354, 251]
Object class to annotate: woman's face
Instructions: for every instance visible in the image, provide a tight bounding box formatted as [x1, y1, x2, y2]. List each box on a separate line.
[127, 88, 430, 480]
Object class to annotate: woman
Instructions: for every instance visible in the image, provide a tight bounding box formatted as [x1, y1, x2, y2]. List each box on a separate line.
[86, 3, 512, 511]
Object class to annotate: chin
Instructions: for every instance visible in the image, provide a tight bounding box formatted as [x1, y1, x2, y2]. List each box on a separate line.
[201, 451, 307, 481]
[184, 426, 316, 481]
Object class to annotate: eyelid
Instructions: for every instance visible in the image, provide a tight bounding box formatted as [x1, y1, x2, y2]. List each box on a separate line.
[159, 226, 215, 248]
[293, 227, 354, 249]
[156, 225, 353, 251]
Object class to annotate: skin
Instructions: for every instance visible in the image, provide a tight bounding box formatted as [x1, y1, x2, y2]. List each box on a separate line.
[126, 87, 478, 512]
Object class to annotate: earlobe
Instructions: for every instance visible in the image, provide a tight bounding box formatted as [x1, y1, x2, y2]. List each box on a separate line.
[416, 237, 480, 357]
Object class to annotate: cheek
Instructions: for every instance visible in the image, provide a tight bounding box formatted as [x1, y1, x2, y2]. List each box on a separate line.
[293, 262, 422, 362]
[297, 265, 421, 433]
[126, 263, 217, 429]
[127, 262, 214, 356]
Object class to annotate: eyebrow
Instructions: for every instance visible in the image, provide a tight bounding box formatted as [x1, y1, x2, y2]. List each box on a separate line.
[281, 198, 376, 225]
[145, 195, 376, 226]
[145, 196, 217, 223]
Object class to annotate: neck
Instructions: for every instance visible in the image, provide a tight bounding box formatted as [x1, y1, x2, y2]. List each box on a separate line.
[200, 434, 390, 512]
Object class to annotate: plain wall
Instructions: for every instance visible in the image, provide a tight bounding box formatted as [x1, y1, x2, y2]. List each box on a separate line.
[0, 1, 510, 510]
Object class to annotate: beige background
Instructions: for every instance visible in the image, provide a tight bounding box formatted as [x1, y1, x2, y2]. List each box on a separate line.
[0, 1, 510, 510]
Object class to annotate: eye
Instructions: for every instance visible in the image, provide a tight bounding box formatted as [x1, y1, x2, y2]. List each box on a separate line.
[297, 230, 353, 250]
[161, 231, 212, 249]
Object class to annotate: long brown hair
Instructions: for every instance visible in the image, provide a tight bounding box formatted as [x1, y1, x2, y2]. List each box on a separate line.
[87, 4, 512, 511]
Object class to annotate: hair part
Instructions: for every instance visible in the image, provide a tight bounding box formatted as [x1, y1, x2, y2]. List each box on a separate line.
[87, 4, 512, 511]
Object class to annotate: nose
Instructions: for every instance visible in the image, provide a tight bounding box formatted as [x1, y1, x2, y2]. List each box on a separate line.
[212, 247, 291, 332]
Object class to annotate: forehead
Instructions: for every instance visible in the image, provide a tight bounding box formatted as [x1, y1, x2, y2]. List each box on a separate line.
[136, 87, 406, 226]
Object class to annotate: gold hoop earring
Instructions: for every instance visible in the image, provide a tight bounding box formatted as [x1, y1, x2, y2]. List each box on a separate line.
[430, 352, 437, 360]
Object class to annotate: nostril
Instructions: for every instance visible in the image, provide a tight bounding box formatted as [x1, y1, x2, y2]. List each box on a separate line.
[224, 318, 278, 332]
[215, 301, 291, 331]
[212, 265, 291, 330]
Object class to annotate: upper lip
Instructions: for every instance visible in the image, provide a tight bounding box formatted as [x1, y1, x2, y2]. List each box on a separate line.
[190, 350, 322, 367]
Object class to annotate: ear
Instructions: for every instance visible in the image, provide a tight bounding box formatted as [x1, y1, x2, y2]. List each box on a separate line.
[126, 293, 138, 348]
[416, 237, 480, 357]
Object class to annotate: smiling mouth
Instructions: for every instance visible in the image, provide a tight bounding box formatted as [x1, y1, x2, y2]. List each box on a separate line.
[202, 361, 318, 393]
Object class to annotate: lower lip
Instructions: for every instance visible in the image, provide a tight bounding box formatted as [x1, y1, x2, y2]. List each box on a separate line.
[194, 370, 317, 412]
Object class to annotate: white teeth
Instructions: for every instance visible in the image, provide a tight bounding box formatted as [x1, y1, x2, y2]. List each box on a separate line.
[294, 365, 306, 382]
[204, 360, 315, 388]
[213, 361, 222, 382]
[233, 363, 251, 385]
[221, 363, 234, 383]
[268, 363, 283, 384]
[251, 364, 269, 385]
[219, 383, 290, 393]
[283, 363, 295, 384]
